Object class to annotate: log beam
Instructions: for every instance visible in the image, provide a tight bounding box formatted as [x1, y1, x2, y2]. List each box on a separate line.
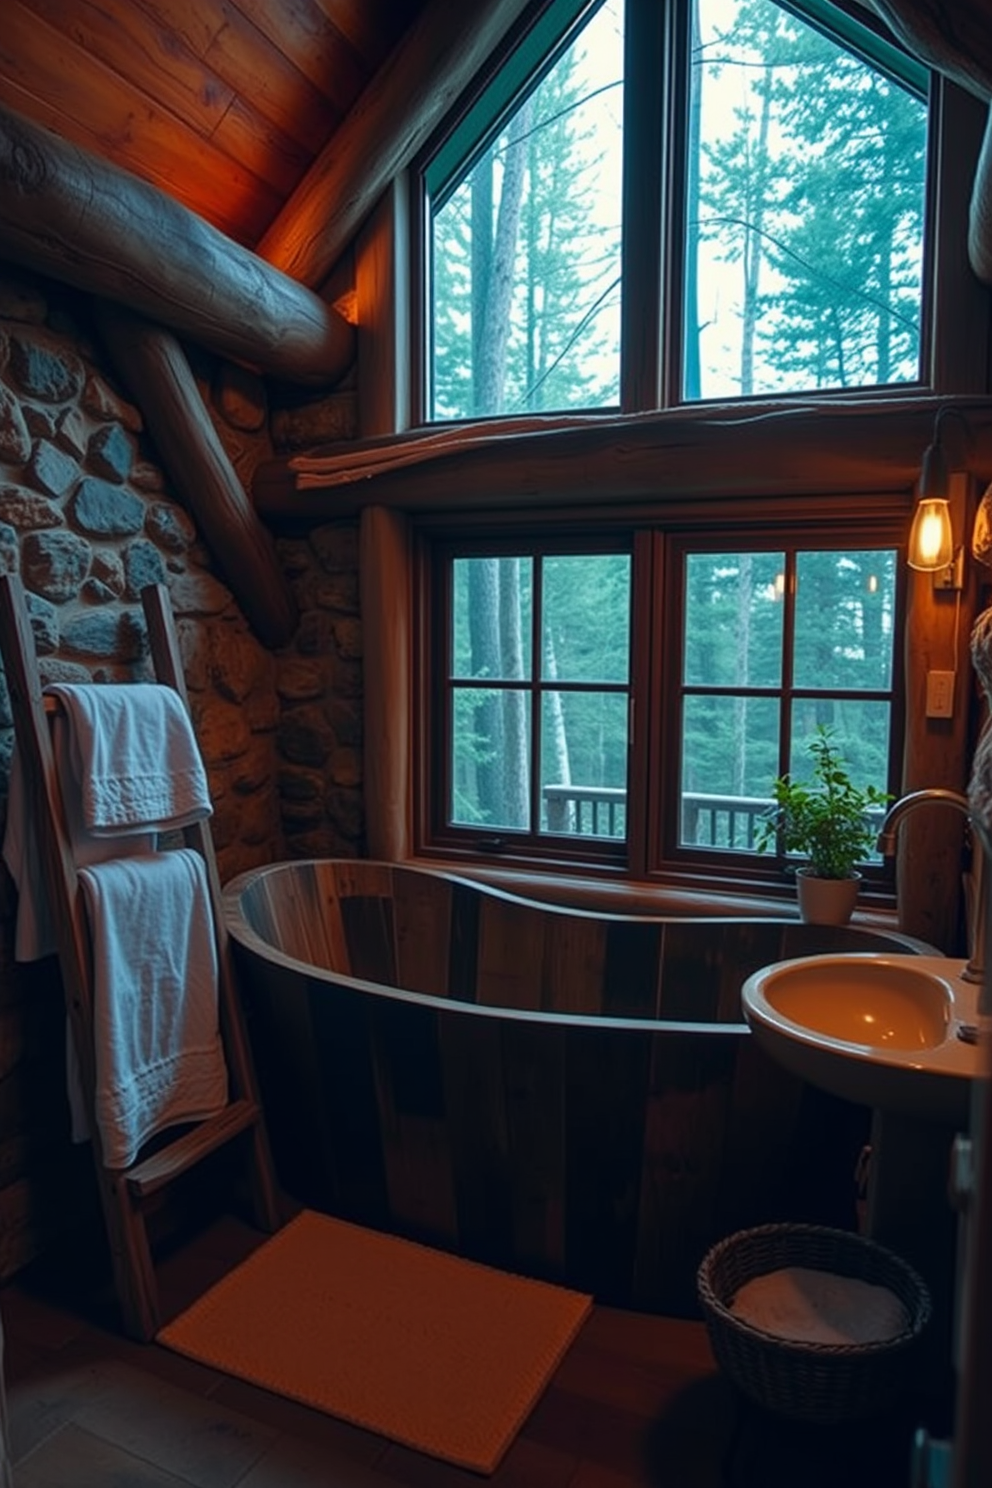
[93, 301, 298, 649]
[256, 0, 534, 288]
[0, 103, 353, 386]
[252, 398, 992, 520]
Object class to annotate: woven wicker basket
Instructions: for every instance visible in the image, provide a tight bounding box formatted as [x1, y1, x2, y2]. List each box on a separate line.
[697, 1223, 931, 1423]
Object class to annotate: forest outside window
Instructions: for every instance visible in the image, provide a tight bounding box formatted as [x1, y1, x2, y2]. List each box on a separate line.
[436, 543, 632, 860]
[420, 525, 903, 891]
[419, 0, 930, 418]
[671, 541, 901, 877]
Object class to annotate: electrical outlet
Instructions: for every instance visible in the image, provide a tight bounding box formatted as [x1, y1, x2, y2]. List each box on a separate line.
[926, 669, 955, 718]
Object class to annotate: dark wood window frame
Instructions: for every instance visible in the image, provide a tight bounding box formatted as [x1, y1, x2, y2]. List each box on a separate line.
[414, 496, 908, 904]
[651, 518, 908, 903]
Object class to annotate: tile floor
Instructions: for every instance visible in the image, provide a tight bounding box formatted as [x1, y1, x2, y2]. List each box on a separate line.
[0, 1213, 945, 1487]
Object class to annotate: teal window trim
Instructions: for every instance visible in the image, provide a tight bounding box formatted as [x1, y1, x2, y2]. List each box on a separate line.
[778, 0, 929, 98]
[425, 0, 929, 209]
[424, 0, 603, 210]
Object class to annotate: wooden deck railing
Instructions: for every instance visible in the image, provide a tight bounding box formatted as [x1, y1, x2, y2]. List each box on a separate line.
[542, 785, 885, 851]
[543, 784, 627, 838]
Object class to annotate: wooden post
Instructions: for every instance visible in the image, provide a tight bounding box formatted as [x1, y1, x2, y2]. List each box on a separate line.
[93, 302, 298, 649]
[256, 0, 534, 287]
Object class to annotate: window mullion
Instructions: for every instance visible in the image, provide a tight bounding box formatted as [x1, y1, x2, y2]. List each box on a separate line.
[531, 555, 545, 835]
[657, 0, 691, 410]
[779, 551, 799, 780]
[619, 0, 668, 412]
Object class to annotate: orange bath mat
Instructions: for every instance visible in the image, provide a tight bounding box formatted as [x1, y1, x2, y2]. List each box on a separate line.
[157, 1210, 592, 1475]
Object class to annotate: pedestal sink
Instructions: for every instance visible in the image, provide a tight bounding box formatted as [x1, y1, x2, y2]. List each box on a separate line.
[741, 953, 980, 1123]
[743, 951, 985, 1405]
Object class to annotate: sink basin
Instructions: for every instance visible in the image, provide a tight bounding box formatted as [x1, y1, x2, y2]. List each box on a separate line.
[741, 954, 980, 1122]
[760, 958, 952, 1050]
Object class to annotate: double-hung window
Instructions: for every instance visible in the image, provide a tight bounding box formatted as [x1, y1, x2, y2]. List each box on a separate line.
[426, 538, 633, 864]
[661, 531, 903, 885]
[418, 516, 904, 894]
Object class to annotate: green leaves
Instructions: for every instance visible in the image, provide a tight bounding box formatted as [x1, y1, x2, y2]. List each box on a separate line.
[755, 726, 892, 879]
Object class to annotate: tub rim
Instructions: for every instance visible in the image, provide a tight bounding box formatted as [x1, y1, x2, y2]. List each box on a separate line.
[221, 857, 934, 1035]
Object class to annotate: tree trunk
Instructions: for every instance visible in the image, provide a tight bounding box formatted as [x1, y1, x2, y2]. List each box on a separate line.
[499, 558, 529, 828]
[468, 558, 505, 827]
[475, 102, 533, 414]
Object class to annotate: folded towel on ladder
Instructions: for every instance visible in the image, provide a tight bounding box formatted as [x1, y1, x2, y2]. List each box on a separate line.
[2, 682, 213, 961]
[77, 849, 228, 1170]
[2, 680, 226, 1167]
[47, 682, 212, 836]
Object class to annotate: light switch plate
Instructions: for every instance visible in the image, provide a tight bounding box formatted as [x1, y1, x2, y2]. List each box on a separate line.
[926, 670, 955, 718]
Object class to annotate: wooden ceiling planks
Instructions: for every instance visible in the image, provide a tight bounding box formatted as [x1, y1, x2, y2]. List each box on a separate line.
[313, 0, 422, 72]
[0, 0, 422, 248]
[230, 0, 370, 117]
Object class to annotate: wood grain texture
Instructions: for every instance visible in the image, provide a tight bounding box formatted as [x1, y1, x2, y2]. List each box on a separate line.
[898, 474, 977, 952]
[256, 0, 534, 286]
[93, 304, 298, 648]
[0, 0, 282, 242]
[0, 101, 354, 385]
[223, 858, 927, 1312]
[0, 0, 419, 247]
[257, 399, 992, 519]
[1, 0, 991, 287]
[868, 0, 992, 100]
[0, 575, 282, 1338]
[356, 183, 411, 438]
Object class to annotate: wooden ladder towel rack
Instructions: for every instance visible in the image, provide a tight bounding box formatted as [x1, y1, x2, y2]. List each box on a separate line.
[0, 572, 283, 1341]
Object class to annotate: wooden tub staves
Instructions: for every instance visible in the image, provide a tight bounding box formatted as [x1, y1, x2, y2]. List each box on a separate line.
[222, 860, 928, 1316]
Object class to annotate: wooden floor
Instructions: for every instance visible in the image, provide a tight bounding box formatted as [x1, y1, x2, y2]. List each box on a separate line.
[0, 1213, 943, 1488]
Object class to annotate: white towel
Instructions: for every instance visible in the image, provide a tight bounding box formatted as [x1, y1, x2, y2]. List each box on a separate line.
[76, 849, 228, 1169]
[46, 683, 212, 835]
[2, 683, 210, 961]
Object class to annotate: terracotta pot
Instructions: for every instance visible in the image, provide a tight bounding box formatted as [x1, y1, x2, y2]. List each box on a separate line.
[795, 869, 861, 926]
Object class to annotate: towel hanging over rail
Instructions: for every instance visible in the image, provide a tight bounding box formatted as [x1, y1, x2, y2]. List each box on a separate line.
[0, 571, 283, 1341]
[3, 681, 213, 959]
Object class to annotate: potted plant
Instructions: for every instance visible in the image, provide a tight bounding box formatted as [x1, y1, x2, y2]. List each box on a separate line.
[755, 727, 892, 925]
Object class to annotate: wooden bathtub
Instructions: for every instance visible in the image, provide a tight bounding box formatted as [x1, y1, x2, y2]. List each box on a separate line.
[222, 859, 929, 1315]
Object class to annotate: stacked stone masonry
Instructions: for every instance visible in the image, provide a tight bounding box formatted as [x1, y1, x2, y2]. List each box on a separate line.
[0, 261, 365, 1279]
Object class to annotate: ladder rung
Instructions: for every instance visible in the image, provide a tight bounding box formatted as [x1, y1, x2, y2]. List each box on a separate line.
[125, 1098, 261, 1200]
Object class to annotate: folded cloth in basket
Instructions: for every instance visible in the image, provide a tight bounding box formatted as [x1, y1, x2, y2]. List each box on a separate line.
[46, 682, 212, 835]
[77, 849, 228, 1170]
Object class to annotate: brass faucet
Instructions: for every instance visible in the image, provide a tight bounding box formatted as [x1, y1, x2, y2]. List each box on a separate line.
[876, 789, 987, 986]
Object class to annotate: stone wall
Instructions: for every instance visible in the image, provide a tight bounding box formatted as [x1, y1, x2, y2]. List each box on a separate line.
[273, 524, 365, 858]
[0, 274, 286, 880]
[0, 259, 366, 1277]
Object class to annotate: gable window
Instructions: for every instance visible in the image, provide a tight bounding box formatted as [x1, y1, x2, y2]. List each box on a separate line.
[418, 0, 929, 418]
[686, 0, 928, 400]
[427, 0, 625, 419]
[418, 513, 904, 895]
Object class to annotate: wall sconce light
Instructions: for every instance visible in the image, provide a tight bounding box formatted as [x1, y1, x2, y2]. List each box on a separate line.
[907, 413, 954, 571]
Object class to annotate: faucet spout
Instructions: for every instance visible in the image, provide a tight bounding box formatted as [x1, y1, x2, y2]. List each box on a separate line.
[876, 788, 984, 983]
